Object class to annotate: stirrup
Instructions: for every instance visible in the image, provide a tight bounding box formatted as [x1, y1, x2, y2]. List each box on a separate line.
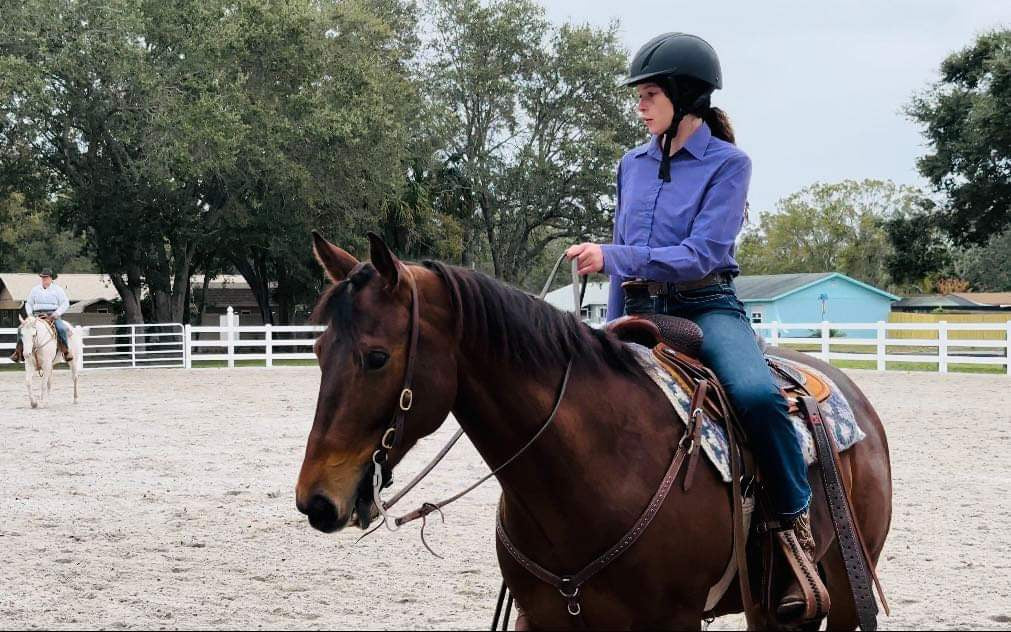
[774, 528, 830, 623]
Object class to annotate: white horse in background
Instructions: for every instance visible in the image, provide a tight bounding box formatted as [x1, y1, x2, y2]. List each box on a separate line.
[18, 315, 82, 408]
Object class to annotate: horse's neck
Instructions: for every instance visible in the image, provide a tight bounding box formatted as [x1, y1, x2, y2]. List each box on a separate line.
[452, 353, 684, 556]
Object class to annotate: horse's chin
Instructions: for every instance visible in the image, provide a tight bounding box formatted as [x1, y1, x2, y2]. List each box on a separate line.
[351, 473, 381, 529]
[351, 495, 376, 530]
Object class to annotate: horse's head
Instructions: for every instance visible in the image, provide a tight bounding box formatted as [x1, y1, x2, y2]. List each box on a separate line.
[295, 232, 459, 533]
[18, 316, 38, 355]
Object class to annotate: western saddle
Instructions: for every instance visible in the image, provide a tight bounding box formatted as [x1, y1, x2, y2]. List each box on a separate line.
[606, 314, 831, 418]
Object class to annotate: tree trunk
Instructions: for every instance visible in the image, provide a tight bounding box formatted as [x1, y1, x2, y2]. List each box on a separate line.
[169, 240, 194, 323]
[233, 253, 274, 326]
[108, 265, 145, 324]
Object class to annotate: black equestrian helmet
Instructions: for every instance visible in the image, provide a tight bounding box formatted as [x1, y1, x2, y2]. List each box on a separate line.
[620, 32, 722, 90]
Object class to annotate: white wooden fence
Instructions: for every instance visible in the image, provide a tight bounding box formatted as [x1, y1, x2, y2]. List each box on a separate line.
[754, 320, 1011, 375]
[2, 311, 1010, 375]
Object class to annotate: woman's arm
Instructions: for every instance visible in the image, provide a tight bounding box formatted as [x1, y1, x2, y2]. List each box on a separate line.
[601, 153, 751, 282]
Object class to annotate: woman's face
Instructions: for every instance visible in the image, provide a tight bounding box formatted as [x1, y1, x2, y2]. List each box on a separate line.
[636, 82, 674, 136]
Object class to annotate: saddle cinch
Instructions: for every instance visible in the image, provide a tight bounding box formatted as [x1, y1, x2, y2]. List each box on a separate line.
[606, 314, 883, 628]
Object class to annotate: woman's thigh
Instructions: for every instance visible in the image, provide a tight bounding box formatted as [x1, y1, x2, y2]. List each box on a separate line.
[688, 301, 777, 397]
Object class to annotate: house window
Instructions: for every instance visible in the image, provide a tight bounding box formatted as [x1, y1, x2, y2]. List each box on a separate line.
[751, 311, 763, 324]
[97, 307, 109, 314]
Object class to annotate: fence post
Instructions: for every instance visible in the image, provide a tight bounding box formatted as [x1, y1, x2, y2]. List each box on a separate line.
[184, 324, 192, 369]
[876, 321, 886, 371]
[265, 323, 272, 368]
[820, 321, 830, 362]
[938, 320, 948, 374]
[770, 321, 780, 348]
[130, 324, 136, 368]
[1006, 320, 1011, 376]
[227, 306, 235, 368]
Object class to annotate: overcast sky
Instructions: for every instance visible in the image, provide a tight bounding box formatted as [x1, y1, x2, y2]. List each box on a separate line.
[540, 0, 1009, 216]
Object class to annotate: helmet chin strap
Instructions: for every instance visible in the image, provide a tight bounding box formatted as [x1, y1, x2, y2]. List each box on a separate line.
[657, 77, 712, 182]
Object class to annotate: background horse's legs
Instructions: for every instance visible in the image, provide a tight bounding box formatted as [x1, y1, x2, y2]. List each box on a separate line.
[24, 361, 37, 408]
[71, 332, 83, 403]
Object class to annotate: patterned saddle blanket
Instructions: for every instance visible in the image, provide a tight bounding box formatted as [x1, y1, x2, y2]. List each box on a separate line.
[628, 343, 866, 483]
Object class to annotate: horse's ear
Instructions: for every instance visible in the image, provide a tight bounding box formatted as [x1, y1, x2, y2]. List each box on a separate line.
[18, 315, 25, 324]
[367, 232, 400, 289]
[312, 230, 358, 282]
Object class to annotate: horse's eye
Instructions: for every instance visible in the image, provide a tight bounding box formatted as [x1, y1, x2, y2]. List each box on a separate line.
[364, 349, 389, 371]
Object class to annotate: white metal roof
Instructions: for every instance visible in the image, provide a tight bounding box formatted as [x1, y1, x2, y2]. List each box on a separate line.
[0, 273, 120, 306]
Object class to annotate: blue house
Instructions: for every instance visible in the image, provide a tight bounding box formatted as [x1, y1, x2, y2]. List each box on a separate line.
[545, 273, 898, 338]
[736, 273, 899, 338]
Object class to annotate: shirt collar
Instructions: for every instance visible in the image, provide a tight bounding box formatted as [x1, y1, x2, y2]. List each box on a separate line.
[634, 121, 712, 161]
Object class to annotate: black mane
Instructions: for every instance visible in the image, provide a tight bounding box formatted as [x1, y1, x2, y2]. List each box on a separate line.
[422, 261, 640, 375]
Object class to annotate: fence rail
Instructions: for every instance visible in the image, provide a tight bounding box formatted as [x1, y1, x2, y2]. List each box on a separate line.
[754, 320, 1011, 375]
[2, 311, 1009, 375]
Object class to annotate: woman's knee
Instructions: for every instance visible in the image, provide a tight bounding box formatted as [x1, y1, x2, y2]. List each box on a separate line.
[729, 382, 787, 420]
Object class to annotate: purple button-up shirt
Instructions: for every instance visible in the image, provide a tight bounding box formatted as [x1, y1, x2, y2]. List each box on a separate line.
[602, 122, 752, 321]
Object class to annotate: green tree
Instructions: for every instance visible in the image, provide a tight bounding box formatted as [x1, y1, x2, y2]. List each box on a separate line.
[907, 29, 1011, 246]
[0, 192, 92, 274]
[882, 199, 958, 291]
[1, 0, 426, 324]
[0, 0, 237, 322]
[738, 180, 926, 289]
[422, 0, 640, 285]
[202, 0, 425, 323]
[954, 229, 1011, 291]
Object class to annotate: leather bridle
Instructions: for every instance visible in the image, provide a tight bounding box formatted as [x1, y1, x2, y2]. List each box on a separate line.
[368, 265, 422, 530]
[366, 256, 582, 531]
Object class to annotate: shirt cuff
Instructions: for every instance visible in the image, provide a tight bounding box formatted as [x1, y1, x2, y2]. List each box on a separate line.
[601, 244, 650, 278]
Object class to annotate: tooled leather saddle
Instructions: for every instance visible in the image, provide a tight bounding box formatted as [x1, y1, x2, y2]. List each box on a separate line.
[607, 314, 832, 418]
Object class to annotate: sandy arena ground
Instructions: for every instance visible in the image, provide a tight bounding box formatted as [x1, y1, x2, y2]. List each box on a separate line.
[1, 366, 1009, 630]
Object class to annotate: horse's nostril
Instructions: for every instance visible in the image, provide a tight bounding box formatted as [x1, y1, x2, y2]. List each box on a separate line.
[305, 493, 341, 533]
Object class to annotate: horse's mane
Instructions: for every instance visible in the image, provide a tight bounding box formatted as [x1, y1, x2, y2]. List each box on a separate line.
[422, 261, 641, 376]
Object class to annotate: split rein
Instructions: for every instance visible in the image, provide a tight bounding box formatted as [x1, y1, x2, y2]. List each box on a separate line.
[362, 255, 586, 546]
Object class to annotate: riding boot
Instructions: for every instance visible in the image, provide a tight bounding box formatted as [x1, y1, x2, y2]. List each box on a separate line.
[775, 510, 819, 621]
[10, 339, 24, 363]
[58, 341, 74, 362]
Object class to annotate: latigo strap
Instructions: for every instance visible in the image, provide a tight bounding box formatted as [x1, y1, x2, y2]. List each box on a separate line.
[797, 396, 878, 631]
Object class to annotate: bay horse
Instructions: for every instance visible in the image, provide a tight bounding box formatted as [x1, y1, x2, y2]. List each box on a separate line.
[18, 315, 82, 408]
[295, 232, 892, 630]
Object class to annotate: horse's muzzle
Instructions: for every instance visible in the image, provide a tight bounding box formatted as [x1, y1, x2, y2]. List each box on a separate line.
[298, 493, 347, 533]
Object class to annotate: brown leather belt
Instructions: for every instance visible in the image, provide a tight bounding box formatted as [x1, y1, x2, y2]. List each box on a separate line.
[621, 271, 735, 296]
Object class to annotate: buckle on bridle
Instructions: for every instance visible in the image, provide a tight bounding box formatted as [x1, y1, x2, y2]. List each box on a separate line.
[381, 427, 397, 450]
[399, 388, 414, 411]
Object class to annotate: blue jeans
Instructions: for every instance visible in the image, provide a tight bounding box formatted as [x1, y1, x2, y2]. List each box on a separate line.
[625, 283, 812, 518]
[53, 319, 69, 347]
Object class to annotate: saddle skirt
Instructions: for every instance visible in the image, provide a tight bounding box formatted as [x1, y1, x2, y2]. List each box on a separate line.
[627, 343, 866, 483]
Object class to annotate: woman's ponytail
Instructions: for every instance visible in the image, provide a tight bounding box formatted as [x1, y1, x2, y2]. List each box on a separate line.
[703, 107, 735, 145]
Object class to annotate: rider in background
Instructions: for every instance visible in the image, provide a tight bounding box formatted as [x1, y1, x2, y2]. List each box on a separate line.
[566, 32, 816, 622]
[11, 269, 74, 363]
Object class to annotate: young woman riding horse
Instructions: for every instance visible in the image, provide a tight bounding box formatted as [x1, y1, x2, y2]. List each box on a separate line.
[566, 32, 815, 621]
[295, 33, 891, 631]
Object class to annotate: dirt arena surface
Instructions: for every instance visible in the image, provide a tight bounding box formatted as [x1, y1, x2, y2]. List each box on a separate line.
[1, 366, 1009, 629]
